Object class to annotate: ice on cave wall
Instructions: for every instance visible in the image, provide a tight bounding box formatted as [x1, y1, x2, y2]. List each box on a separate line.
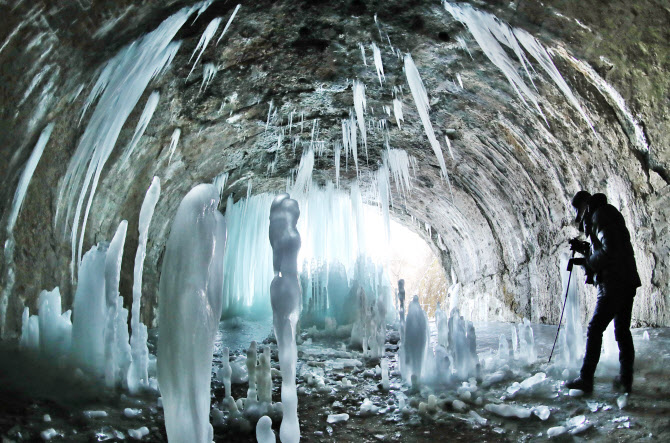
[157, 184, 227, 443]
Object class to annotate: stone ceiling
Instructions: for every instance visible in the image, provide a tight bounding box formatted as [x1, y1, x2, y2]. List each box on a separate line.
[0, 0, 668, 334]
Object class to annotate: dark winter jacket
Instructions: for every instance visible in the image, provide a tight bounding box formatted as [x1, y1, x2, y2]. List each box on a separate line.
[585, 204, 641, 291]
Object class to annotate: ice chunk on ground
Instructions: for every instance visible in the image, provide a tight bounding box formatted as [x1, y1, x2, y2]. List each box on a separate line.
[547, 426, 567, 437]
[128, 426, 150, 440]
[567, 415, 586, 428]
[256, 416, 276, 443]
[41, 428, 58, 440]
[124, 408, 142, 418]
[327, 413, 349, 424]
[452, 399, 467, 412]
[157, 184, 227, 443]
[484, 403, 532, 419]
[360, 398, 379, 415]
[469, 410, 487, 425]
[43, 414, 51, 422]
[569, 389, 584, 397]
[643, 330, 650, 340]
[533, 405, 550, 420]
[84, 410, 108, 419]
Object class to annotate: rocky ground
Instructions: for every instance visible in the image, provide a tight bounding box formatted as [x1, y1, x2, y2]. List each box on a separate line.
[1, 320, 669, 442]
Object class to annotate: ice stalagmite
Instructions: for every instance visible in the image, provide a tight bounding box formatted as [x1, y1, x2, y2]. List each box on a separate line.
[558, 253, 584, 369]
[403, 296, 428, 386]
[128, 177, 161, 394]
[157, 184, 226, 443]
[71, 243, 108, 377]
[269, 193, 301, 443]
[103, 220, 128, 388]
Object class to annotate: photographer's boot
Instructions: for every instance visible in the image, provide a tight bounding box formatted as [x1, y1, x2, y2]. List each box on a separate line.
[613, 375, 633, 393]
[566, 376, 593, 394]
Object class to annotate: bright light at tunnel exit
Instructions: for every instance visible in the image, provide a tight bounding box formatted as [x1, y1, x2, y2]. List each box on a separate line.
[221, 191, 446, 319]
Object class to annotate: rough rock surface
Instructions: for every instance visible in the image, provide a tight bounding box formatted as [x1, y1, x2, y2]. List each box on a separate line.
[0, 0, 668, 334]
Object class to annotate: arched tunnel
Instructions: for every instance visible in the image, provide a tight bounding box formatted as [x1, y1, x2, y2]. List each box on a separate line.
[0, 0, 669, 441]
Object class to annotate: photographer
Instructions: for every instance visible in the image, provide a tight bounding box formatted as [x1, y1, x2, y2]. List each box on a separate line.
[565, 192, 641, 394]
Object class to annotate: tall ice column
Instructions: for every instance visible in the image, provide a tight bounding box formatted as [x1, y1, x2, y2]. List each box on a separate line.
[269, 193, 301, 443]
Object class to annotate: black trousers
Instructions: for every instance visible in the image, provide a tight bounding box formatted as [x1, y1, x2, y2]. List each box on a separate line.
[580, 281, 636, 383]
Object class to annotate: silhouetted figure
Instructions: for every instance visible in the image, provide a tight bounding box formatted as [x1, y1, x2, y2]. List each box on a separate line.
[397, 279, 406, 317]
[566, 192, 641, 394]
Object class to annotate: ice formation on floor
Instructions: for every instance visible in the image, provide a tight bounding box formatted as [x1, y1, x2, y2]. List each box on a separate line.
[557, 253, 584, 369]
[269, 193, 301, 443]
[256, 416, 276, 443]
[157, 183, 227, 443]
[402, 296, 429, 386]
[20, 181, 160, 390]
[128, 177, 161, 394]
[1, 123, 54, 337]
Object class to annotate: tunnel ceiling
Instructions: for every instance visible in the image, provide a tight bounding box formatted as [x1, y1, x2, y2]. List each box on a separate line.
[0, 0, 668, 334]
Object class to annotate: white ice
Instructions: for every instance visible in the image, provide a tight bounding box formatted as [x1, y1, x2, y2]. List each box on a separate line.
[392, 98, 403, 129]
[120, 91, 160, 166]
[256, 416, 276, 443]
[352, 80, 367, 160]
[57, 3, 198, 280]
[167, 128, 181, 165]
[201, 63, 218, 92]
[187, 17, 223, 80]
[215, 4, 241, 45]
[157, 183, 227, 443]
[403, 296, 428, 386]
[371, 42, 385, 86]
[6, 122, 53, 234]
[269, 193, 302, 443]
[128, 177, 161, 394]
[403, 54, 448, 180]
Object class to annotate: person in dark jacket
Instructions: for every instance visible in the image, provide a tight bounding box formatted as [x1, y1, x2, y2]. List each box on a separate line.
[566, 192, 641, 394]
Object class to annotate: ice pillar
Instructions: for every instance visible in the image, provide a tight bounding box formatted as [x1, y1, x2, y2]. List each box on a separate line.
[157, 184, 227, 443]
[128, 177, 161, 393]
[269, 193, 301, 443]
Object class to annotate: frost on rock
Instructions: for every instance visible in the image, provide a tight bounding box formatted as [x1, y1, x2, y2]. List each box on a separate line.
[157, 184, 227, 443]
[269, 193, 302, 443]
